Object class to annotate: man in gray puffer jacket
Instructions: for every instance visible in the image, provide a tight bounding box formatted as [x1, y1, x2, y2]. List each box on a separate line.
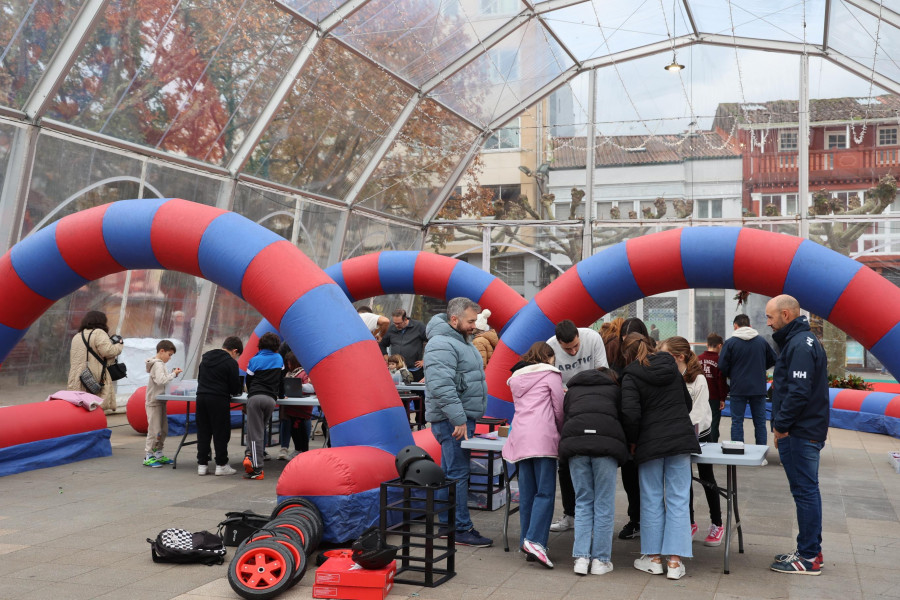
[424, 297, 492, 547]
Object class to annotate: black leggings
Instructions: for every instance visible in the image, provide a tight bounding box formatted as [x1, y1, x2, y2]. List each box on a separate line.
[689, 463, 722, 526]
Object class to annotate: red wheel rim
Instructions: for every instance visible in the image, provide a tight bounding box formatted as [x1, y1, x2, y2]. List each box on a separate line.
[234, 546, 289, 589]
[275, 539, 302, 573]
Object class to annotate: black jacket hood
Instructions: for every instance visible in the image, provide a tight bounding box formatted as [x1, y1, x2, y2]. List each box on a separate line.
[567, 369, 618, 388]
[201, 348, 234, 367]
[623, 352, 680, 387]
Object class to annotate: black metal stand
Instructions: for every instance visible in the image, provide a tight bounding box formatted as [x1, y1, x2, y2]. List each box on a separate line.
[380, 478, 456, 588]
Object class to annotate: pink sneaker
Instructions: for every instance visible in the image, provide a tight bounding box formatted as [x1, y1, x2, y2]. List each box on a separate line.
[690, 522, 699, 538]
[704, 524, 724, 546]
[522, 540, 553, 569]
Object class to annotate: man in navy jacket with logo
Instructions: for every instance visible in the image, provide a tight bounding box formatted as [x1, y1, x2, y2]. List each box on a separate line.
[765, 294, 829, 576]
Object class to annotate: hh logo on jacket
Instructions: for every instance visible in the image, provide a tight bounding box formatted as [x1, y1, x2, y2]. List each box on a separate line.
[793, 371, 807, 379]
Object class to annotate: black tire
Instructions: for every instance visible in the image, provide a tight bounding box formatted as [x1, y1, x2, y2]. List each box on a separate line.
[228, 539, 295, 600]
[239, 526, 305, 556]
[265, 518, 312, 554]
[271, 497, 322, 524]
[271, 508, 322, 552]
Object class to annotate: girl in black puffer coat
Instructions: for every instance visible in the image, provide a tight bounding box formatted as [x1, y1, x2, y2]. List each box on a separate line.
[559, 368, 628, 576]
[620, 333, 700, 581]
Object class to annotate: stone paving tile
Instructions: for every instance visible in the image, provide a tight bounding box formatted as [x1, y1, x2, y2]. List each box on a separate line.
[1, 576, 51, 600]
[8, 581, 118, 600]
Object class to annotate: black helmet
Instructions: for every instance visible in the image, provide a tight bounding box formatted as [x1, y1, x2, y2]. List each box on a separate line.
[401, 457, 445, 486]
[351, 526, 398, 570]
[395, 445, 433, 480]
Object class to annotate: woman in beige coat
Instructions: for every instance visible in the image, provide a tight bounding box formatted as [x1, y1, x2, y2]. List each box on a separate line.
[67, 311, 124, 414]
[472, 309, 498, 367]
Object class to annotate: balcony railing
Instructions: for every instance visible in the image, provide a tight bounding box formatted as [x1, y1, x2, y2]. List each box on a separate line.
[756, 148, 900, 175]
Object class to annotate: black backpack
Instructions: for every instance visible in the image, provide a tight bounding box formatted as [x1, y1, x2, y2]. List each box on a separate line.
[216, 510, 271, 547]
[147, 528, 227, 565]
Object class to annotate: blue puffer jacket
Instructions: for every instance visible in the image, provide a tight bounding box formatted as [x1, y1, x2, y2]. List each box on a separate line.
[771, 316, 830, 441]
[423, 313, 487, 426]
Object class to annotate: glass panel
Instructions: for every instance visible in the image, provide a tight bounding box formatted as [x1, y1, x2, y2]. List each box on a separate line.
[0, 0, 87, 109]
[22, 133, 143, 239]
[356, 99, 478, 220]
[205, 285, 262, 349]
[430, 19, 575, 127]
[276, 0, 343, 23]
[246, 40, 411, 200]
[343, 211, 421, 258]
[140, 162, 224, 206]
[829, 1, 900, 86]
[49, 0, 311, 165]
[691, 0, 826, 44]
[332, 0, 521, 86]
[0, 121, 19, 196]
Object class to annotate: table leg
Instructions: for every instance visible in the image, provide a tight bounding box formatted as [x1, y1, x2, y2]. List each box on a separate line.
[723, 465, 734, 573]
[172, 400, 192, 469]
[732, 465, 744, 554]
[503, 461, 511, 552]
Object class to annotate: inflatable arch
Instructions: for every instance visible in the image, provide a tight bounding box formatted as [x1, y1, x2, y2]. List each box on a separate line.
[484, 227, 900, 425]
[239, 251, 528, 372]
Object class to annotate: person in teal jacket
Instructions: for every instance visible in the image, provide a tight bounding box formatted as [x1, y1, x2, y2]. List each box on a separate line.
[424, 297, 492, 548]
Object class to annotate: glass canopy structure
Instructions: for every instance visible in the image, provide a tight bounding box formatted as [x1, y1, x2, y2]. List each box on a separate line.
[2, 0, 900, 383]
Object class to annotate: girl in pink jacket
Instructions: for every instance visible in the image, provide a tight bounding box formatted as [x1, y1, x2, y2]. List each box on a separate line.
[502, 341, 565, 569]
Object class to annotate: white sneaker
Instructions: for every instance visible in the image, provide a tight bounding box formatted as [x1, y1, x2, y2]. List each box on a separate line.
[549, 514, 574, 532]
[590, 559, 613, 575]
[574, 557, 590, 575]
[197, 464, 208, 476]
[634, 554, 664, 575]
[761, 459, 768, 466]
[277, 447, 290, 461]
[215, 464, 237, 476]
[667, 559, 686, 580]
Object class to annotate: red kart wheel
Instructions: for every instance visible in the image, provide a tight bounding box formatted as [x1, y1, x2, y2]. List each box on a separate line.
[228, 539, 295, 600]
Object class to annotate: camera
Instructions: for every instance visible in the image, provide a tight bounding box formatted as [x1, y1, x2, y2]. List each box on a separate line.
[110, 334, 124, 344]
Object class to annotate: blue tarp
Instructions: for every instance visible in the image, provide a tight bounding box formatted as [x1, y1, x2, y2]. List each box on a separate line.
[0, 429, 112, 477]
[168, 409, 242, 435]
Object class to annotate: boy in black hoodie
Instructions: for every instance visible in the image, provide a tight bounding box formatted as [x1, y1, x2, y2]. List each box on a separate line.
[195, 336, 244, 476]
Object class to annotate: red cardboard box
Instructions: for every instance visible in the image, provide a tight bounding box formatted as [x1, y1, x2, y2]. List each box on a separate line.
[313, 558, 396, 600]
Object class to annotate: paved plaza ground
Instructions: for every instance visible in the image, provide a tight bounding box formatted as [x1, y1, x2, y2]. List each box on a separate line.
[2, 379, 900, 600]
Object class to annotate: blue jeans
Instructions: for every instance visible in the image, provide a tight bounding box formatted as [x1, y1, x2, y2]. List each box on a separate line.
[516, 457, 557, 548]
[569, 455, 617, 561]
[729, 395, 768, 445]
[638, 454, 692, 557]
[431, 419, 475, 532]
[778, 436, 824, 560]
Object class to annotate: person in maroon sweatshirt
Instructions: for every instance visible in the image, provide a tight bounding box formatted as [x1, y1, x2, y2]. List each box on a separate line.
[697, 333, 729, 442]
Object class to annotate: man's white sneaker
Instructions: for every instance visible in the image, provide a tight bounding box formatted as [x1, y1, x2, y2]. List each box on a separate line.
[590, 559, 614, 575]
[197, 464, 208, 476]
[574, 557, 590, 575]
[215, 464, 237, 476]
[277, 447, 290, 461]
[549, 514, 574, 532]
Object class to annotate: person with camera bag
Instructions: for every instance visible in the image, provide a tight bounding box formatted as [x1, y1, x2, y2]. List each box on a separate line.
[67, 311, 124, 415]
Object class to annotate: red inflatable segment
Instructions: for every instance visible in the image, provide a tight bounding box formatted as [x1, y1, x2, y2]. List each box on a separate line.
[125, 386, 198, 434]
[484, 343, 518, 407]
[55, 204, 123, 281]
[413, 253, 455, 299]
[535, 267, 604, 327]
[342, 252, 384, 300]
[411, 428, 441, 466]
[627, 229, 688, 297]
[242, 241, 337, 330]
[829, 267, 900, 349]
[151, 200, 226, 277]
[0, 401, 107, 448]
[0, 253, 55, 329]
[886, 396, 900, 419]
[308, 339, 403, 427]
[832, 389, 866, 412]
[733, 228, 802, 296]
[238, 331, 260, 372]
[276, 446, 397, 496]
[477, 278, 527, 330]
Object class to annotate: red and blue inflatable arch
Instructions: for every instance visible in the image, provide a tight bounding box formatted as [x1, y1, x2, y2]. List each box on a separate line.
[484, 227, 900, 437]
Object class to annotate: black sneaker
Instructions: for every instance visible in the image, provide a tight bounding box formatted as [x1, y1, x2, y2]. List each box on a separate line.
[437, 526, 450, 539]
[243, 468, 264, 480]
[618, 521, 640, 539]
[456, 528, 492, 547]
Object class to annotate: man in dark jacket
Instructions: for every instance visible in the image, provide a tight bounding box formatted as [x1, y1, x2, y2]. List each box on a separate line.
[380, 309, 428, 381]
[766, 294, 828, 576]
[196, 336, 243, 476]
[718, 314, 776, 446]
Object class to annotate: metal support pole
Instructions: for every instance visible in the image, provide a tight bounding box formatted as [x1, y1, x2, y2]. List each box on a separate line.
[799, 54, 810, 239]
[582, 69, 597, 261]
[482, 225, 491, 272]
[0, 125, 38, 253]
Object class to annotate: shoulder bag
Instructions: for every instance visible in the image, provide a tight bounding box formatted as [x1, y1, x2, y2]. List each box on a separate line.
[82, 329, 127, 381]
[79, 331, 103, 394]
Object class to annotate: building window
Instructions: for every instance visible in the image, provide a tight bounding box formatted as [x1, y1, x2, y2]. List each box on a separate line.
[779, 131, 798, 152]
[492, 255, 525, 287]
[486, 47, 519, 85]
[785, 194, 798, 215]
[878, 127, 898, 147]
[484, 122, 520, 150]
[482, 184, 521, 205]
[697, 198, 723, 218]
[555, 201, 585, 219]
[825, 131, 847, 150]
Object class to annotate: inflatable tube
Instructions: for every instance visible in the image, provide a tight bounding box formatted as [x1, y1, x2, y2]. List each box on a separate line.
[829, 388, 900, 438]
[0, 429, 112, 477]
[0, 401, 107, 448]
[485, 227, 900, 421]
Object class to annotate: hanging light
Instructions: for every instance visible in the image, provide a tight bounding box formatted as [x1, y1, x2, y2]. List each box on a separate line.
[664, 54, 684, 72]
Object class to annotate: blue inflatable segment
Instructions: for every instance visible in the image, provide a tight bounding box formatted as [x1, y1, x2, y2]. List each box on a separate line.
[324, 263, 351, 299]
[253, 319, 279, 339]
[378, 251, 418, 293]
[198, 212, 282, 297]
[496, 302, 555, 355]
[783, 240, 862, 318]
[279, 284, 375, 372]
[446, 261, 494, 302]
[11, 223, 88, 300]
[102, 198, 167, 270]
[0, 323, 26, 364]
[859, 392, 895, 415]
[870, 321, 900, 380]
[0, 429, 111, 477]
[681, 227, 739, 289]
[576, 242, 644, 312]
[328, 406, 414, 455]
[486, 395, 515, 423]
